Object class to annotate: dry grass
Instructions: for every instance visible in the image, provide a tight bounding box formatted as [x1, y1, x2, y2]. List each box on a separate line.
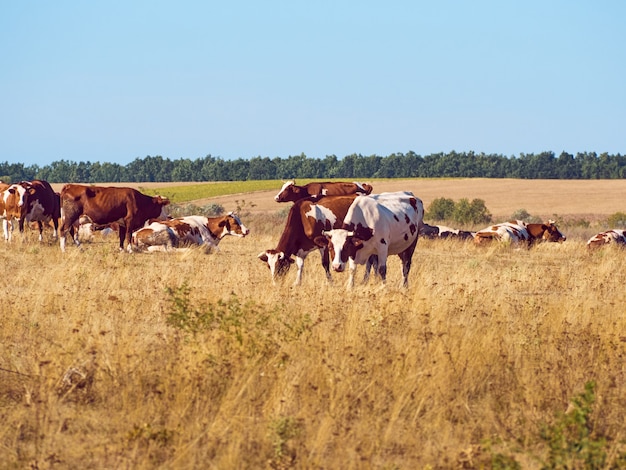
[3, 179, 626, 468]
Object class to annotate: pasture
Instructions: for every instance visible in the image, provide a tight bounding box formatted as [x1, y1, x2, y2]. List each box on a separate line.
[2, 178, 626, 468]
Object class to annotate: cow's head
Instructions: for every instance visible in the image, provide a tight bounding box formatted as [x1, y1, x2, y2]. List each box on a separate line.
[274, 180, 301, 203]
[3, 183, 29, 216]
[152, 195, 170, 219]
[258, 250, 294, 282]
[541, 220, 566, 243]
[314, 229, 365, 272]
[221, 212, 250, 237]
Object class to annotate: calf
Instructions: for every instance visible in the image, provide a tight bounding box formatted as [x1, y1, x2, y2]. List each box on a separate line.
[1, 183, 28, 242]
[132, 213, 249, 252]
[274, 180, 373, 202]
[315, 192, 424, 288]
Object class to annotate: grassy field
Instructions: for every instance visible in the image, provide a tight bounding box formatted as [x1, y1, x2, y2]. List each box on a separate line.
[2, 179, 626, 468]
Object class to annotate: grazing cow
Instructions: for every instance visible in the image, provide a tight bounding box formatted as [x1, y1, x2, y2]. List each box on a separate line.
[20, 180, 61, 241]
[586, 229, 626, 249]
[1, 183, 29, 242]
[258, 194, 358, 285]
[131, 213, 249, 252]
[474, 219, 566, 246]
[315, 192, 424, 288]
[420, 223, 475, 240]
[274, 180, 373, 203]
[58, 184, 170, 252]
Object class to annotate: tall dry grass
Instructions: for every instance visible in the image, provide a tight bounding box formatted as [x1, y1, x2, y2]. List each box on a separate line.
[1, 216, 626, 469]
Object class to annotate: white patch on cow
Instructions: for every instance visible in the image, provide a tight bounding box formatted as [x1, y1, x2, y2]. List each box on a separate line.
[304, 203, 337, 227]
[274, 181, 294, 201]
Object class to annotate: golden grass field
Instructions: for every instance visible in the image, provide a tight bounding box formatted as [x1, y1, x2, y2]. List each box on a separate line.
[2, 178, 626, 469]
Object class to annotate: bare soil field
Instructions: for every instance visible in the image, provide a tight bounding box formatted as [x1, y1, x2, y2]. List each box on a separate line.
[52, 178, 626, 221]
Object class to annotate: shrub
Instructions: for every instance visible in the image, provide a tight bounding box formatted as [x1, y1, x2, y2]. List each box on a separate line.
[607, 212, 626, 228]
[452, 198, 492, 225]
[425, 197, 455, 221]
[511, 208, 542, 223]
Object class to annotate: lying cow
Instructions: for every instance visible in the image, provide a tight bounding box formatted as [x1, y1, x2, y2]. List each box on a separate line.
[258, 194, 358, 285]
[274, 180, 373, 203]
[474, 219, 566, 246]
[315, 191, 424, 288]
[131, 213, 249, 252]
[586, 229, 626, 249]
[420, 223, 475, 240]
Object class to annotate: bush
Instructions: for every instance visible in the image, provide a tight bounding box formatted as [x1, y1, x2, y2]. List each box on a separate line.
[607, 212, 626, 228]
[425, 197, 455, 221]
[452, 198, 492, 225]
[511, 208, 542, 223]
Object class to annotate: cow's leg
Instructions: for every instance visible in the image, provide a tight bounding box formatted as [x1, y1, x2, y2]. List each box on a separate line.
[3, 219, 10, 242]
[59, 204, 81, 252]
[319, 247, 332, 282]
[398, 237, 419, 287]
[347, 258, 357, 289]
[118, 225, 128, 252]
[293, 256, 305, 286]
[376, 247, 389, 284]
[363, 255, 379, 284]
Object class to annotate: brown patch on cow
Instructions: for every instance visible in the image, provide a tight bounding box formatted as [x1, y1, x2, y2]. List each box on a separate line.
[394, 215, 400, 221]
[380, 238, 386, 244]
[404, 214, 410, 224]
[409, 223, 417, 235]
[409, 197, 418, 211]
[404, 233, 409, 241]
[354, 223, 374, 241]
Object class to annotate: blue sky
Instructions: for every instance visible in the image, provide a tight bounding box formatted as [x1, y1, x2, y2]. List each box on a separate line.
[2, 1, 625, 167]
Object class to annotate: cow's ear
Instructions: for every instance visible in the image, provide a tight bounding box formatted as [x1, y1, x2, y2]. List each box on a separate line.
[313, 235, 328, 247]
[218, 220, 227, 227]
[257, 252, 269, 262]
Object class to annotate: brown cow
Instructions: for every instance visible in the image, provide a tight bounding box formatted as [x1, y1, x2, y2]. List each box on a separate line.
[20, 180, 61, 241]
[58, 184, 170, 252]
[259, 194, 359, 285]
[274, 180, 373, 203]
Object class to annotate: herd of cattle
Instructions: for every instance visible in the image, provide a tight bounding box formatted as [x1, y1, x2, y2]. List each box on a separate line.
[1, 179, 625, 286]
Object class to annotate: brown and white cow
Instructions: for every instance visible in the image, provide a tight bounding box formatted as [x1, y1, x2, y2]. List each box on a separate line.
[586, 229, 626, 249]
[258, 194, 359, 285]
[131, 213, 249, 252]
[315, 192, 424, 288]
[274, 180, 373, 203]
[420, 223, 475, 240]
[58, 184, 170, 252]
[1, 183, 29, 242]
[474, 219, 566, 246]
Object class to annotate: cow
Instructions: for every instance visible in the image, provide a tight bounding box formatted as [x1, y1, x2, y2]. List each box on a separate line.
[314, 191, 424, 288]
[474, 219, 566, 246]
[586, 229, 626, 249]
[274, 180, 373, 203]
[19, 180, 61, 242]
[1, 183, 29, 242]
[131, 213, 249, 252]
[58, 184, 170, 252]
[258, 194, 359, 285]
[420, 223, 475, 240]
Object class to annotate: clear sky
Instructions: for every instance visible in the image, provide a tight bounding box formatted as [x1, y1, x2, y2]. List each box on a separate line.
[2, 1, 625, 167]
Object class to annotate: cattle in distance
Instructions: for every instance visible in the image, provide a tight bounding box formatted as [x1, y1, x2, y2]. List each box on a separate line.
[274, 180, 373, 203]
[315, 191, 424, 288]
[420, 223, 475, 240]
[58, 184, 170, 252]
[132, 213, 249, 252]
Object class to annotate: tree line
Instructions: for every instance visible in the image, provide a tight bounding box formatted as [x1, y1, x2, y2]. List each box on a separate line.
[1, 151, 625, 183]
